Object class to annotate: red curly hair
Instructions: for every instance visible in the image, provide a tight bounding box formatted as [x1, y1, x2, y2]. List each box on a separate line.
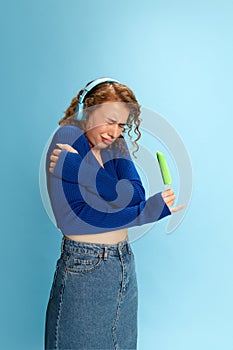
[58, 80, 142, 158]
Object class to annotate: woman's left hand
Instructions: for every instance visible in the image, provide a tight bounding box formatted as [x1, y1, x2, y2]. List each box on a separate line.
[161, 189, 185, 213]
[49, 143, 78, 173]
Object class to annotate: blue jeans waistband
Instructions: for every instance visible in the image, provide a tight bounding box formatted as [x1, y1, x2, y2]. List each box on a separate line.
[60, 235, 132, 259]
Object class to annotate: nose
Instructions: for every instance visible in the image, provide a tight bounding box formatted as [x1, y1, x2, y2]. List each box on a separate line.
[109, 123, 120, 138]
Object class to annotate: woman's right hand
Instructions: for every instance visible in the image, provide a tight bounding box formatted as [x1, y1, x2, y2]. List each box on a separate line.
[49, 143, 78, 173]
[161, 188, 185, 213]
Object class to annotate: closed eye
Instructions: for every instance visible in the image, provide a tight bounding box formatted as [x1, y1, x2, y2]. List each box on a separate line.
[106, 118, 126, 129]
[118, 123, 126, 129]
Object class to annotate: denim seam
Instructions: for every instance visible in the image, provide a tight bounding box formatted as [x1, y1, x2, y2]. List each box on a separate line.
[111, 249, 125, 350]
[62, 249, 128, 257]
[54, 269, 68, 349]
[49, 263, 59, 300]
[112, 296, 121, 350]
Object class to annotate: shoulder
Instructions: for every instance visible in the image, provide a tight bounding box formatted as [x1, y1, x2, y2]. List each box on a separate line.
[54, 125, 83, 137]
[52, 125, 84, 145]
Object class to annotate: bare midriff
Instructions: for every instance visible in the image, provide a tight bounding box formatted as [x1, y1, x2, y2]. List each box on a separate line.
[65, 228, 128, 244]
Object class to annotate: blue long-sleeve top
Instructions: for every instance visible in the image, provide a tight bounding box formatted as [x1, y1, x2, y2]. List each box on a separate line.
[46, 125, 171, 235]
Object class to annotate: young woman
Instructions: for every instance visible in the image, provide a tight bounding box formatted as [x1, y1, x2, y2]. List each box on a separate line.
[44, 78, 183, 349]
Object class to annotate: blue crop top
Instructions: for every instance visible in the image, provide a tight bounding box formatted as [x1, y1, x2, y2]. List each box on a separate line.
[46, 125, 171, 235]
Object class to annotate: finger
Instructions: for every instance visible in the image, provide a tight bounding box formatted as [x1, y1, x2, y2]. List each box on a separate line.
[50, 154, 59, 162]
[49, 160, 57, 173]
[167, 194, 176, 201]
[162, 189, 174, 198]
[56, 143, 66, 149]
[56, 143, 78, 153]
[162, 195, 176, 206]
[170, 204, 185, 213]
[52, 148, 62, 156]
[49, 161, 56, 168]
[166, 199, 175, 207]
[56, 143, 72, 151]
[57, 143, 78, 153]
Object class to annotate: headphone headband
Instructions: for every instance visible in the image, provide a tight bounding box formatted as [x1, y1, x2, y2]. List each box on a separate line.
[74, 77, 120, 121]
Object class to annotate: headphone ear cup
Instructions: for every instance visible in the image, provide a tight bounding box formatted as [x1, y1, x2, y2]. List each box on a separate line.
[74, 102, 85, 121]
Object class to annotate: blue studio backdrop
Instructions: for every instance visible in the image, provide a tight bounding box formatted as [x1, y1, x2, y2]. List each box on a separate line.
[1, 0, 233, 349]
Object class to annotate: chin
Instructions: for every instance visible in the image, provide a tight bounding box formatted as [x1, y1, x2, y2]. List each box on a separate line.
[99, 143, 109, 149]
[93, 142, 108, 149]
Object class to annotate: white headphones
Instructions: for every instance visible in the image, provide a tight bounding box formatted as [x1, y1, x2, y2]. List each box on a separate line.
[74, 77, 120, 121]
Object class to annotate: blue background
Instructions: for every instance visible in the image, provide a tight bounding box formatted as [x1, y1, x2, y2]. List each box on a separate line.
[1, 0, 233, 349]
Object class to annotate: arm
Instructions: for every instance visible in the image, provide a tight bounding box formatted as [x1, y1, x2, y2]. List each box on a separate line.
[62, 137, 171, 229]
[49, 129, 146, 206]
[60, 179, 171, 232]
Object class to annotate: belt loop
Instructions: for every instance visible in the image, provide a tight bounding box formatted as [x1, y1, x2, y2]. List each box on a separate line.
[103, 246, 108, 260]
[61, 236, 65, 253]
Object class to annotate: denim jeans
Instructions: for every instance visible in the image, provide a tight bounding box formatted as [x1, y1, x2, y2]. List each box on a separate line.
[44, 236, 138, 349]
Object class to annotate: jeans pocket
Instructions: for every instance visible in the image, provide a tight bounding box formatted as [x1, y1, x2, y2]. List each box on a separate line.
[65, 252, 103, 274]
